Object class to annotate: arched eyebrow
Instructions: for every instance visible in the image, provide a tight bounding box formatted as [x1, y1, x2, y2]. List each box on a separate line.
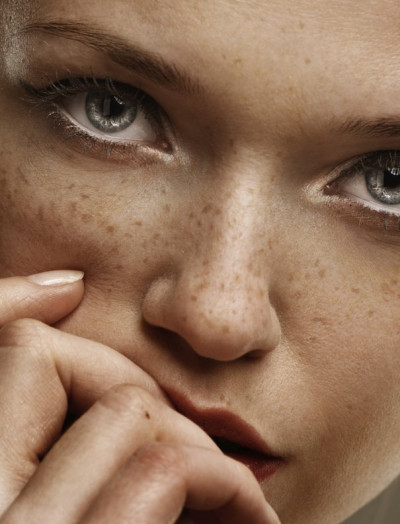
[338, 117, 400, 139]
[19, 20, 202, 96]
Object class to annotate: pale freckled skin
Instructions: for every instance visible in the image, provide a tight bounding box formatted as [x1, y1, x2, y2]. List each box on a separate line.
[1, 0, 400, 522]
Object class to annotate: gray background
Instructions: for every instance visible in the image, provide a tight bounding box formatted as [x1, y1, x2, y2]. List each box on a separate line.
[342, 475, 400, 524]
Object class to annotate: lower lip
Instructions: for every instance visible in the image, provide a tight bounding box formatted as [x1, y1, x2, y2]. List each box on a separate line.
[225, 451, 282, 482]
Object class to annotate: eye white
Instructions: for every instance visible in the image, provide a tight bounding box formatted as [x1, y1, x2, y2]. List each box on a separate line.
[339, 173, 400, 214]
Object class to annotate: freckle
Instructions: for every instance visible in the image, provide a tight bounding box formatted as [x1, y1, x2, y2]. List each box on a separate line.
[195, 282, 206, 292]
[219, 283, 225, 291]
[153, 232, 160, 240]
[305, 272, 310, 279]
[134, 220, 143, 226]
[219, 393, 226, 401]
[107, 225, 115, 233]
[234, 273, 240, 282]
[368, 310, 374, 317]
[391, 279, 398, 286]
[70, 202, 77, 213]
[304, 57, 311, 65]
[197, 219, 202, 227]
[80, 213, 92, 223]
[222, 325, 230, 334]
[189, 212, 195, 220]
[68, 183, 75, 190]
[288, 273, 294, 282]
[202, 204, 212, 214]
[318, 269, 326, 278]
[351, 287, 360, 294]
[80, 194, 90, 200]
[125, 232, 133, 238]
[314, 259, 320, 267]
[299, 21, 305, 29]
[164, 204, 170, 213]
[233, 57, 242, 66]
[268, 239, 273, 250]
[145, 411, 151, 419]
[190, 294, 198, 302]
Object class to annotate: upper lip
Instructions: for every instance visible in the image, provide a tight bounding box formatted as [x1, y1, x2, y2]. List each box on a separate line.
[163, 387, 280, 459]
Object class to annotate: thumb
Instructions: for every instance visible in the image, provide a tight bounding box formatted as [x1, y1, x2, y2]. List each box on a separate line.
[0, 270, 84, 326]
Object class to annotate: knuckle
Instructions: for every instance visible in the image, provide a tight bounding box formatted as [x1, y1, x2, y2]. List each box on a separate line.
[97, 383, 157, 420]
[0, 318, 48, 348]
[135, 442, 186, 479]
[0, 319, 54, 370]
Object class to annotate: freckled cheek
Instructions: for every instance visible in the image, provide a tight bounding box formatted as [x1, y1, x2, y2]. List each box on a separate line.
[0, 174, 178, 279]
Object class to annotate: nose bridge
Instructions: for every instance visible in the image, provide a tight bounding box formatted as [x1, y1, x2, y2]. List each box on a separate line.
[190, 174, 272, 286]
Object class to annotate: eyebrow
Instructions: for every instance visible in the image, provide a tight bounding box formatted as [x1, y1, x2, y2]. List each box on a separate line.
[338, 117, 400, 139]
[19, 20, 202, 95]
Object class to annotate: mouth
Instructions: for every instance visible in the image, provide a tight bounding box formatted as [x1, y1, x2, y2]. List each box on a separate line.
[163, 388, 284, 483]
[211, 436, 282, 482]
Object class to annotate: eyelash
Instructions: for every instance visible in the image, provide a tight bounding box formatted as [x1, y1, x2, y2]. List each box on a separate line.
[21, 76, 172, 163]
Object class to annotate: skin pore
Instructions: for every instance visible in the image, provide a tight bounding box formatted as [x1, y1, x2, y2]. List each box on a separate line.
[1, 0, 400, 522]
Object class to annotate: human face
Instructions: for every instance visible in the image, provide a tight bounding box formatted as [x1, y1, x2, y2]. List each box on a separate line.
[1, 0, 400, 522]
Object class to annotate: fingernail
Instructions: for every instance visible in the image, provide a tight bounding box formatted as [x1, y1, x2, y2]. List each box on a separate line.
[27, 270, 84, 286]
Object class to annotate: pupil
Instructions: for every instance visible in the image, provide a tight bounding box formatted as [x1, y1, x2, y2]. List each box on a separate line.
[102, 95, 125, 119]
[383, 168, 400, 189]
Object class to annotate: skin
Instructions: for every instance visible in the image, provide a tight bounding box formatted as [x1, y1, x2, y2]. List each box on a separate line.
[0, 0, 400, 522]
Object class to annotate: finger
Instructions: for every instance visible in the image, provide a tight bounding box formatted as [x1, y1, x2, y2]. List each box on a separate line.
[0, 320, 169, 512]
[81, 443, 281, 524]
[0, 270, 84, 327]
[2, 384, 219, 524]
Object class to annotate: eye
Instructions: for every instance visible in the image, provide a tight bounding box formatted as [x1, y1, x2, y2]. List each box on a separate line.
[62, 83, 158, 143]
[327, 151, 400, 213]
[20, 77, 172, 161]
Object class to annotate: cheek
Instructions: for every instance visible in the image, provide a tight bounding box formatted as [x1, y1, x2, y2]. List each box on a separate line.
[276, 237, 400, 449]
[0, 160, 179, 283]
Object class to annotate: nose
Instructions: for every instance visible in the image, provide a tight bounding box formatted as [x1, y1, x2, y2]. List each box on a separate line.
[142, 185, 282, 362]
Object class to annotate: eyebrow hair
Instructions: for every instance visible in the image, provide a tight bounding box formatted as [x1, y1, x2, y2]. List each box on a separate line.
[19, 20, 202, 95]
[338, 117, 400, 139]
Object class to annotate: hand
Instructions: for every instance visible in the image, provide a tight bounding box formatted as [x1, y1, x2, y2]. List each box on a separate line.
[0, 271, 280, 523]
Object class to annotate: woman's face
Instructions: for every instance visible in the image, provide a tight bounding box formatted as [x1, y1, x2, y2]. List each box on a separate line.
[1, 0, 400, 522]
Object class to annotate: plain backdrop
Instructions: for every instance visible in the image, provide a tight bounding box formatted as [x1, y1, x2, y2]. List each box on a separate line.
[342, 475, 400, 524]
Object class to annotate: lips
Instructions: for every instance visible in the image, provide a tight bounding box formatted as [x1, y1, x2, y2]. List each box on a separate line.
[163, 388, 283, 482]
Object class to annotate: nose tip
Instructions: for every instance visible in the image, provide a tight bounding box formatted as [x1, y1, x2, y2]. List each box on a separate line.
[142, 274, 281, 362]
